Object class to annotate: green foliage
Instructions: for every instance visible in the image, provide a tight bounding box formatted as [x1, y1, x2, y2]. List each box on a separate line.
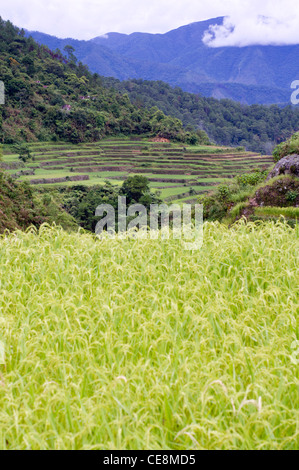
[0, 171, 73, 232]
[216, 184, 231, 201]
[32, 191, 78, 231]
[55, 177, 162, 233]
[196, 130, 211, 145]
[198, 193, 228, 222]
[273, 132, 299, 162]
[0, 17, 190, 145]
[63, 44, 77, 64]
[255, 206, 299, 219]
[236, 170, 268, 187]
[106, 78, 299, 152]
[14, 143, 32, 162]
[70, 184, 119, 232]
[198, 169, 267, 222]
[286, 190, 299, 203]
[120, 175, 150, 204]
[0, 170, 78, 233]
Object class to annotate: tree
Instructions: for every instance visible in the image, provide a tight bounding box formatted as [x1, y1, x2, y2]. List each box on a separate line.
[63, 45, 77, 64]
[120, 175, 150, 203]
[14, 143, 32, 163]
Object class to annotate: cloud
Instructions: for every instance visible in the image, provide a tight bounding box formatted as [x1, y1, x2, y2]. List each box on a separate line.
[0, 0, 231, 39]
[1, 0, 298, 47]
[203, 0, 299, 47]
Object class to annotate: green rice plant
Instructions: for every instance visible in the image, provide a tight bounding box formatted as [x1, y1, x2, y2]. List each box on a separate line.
[230, 189, 254, 204]
[0, 222, 298, 450]
[226, 202, 249, 222]
[255, 206, 299, 220]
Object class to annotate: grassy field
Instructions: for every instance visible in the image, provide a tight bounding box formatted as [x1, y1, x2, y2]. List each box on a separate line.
[2, 138, 274, 204]
[0, 222, 298, 450]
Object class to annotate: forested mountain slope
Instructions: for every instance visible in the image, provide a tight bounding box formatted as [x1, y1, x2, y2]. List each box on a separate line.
[0, 18, 188, 144]
[105, 78, 299, 153]
[1, 17, 299, 152]
[27, 17, 299, 105]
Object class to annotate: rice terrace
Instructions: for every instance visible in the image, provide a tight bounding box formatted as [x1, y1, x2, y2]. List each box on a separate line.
[2, 139, 273, 204]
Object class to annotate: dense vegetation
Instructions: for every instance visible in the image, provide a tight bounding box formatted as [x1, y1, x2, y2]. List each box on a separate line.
[273, 131, 299, 162]
[0, 169, 78, 233]
[34, 176, 162, 233]
[0, 170, 44, 232]
[28, 17, 299, 105]
[105, 78, 299, 153]
[0, 18, 198, 145]
[1, 17, 299, 153]
[199, 131, 299, 226]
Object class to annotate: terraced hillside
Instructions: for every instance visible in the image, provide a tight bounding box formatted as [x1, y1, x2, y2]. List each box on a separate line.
[2, 139, 274, 204]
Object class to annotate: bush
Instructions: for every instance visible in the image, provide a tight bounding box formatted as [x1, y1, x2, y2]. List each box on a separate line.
[273, 132, 299, 162]
[236, 170, 267, 187]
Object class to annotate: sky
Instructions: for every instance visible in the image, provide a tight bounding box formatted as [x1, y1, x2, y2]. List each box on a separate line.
[1, 0, 299, 46]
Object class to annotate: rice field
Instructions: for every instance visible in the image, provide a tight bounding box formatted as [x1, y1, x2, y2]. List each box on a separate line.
[2, 138, 274, 204]
[0, 221, 298, 450]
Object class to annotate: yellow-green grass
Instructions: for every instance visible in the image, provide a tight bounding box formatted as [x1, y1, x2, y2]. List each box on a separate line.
[174, 190, 216, 203]
[150, 182, 185, 188]
[0, 222, 298, 450]
[29, 178, 124, 188]
[159, 187, 193, 199]
[255, 207, 299, 220]
[196, 178, 225, 183]
[130, 173, 197, 180]
[19, 169, 86, 179]
[18, 170, 129, 182]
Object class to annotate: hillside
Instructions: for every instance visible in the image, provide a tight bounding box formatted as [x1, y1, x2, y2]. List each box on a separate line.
[0, 168, 79, 233]
[0, 18, 190, 145]
[2, 138, 274, 207]
[27, 17, 299, 105]
[198, 132, 299, 227]
[103, 78, 299, 153]
[1, 17, 299, 153]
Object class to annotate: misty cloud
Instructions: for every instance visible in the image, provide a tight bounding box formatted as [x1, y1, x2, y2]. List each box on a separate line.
[203, 1, 299, 47]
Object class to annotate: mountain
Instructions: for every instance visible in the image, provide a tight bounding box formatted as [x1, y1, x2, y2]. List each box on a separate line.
[0, 17, 190, 144]
[27, 17, 299, 105]
[102, 77, 299, 152]
[2, 16, 299, 152]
